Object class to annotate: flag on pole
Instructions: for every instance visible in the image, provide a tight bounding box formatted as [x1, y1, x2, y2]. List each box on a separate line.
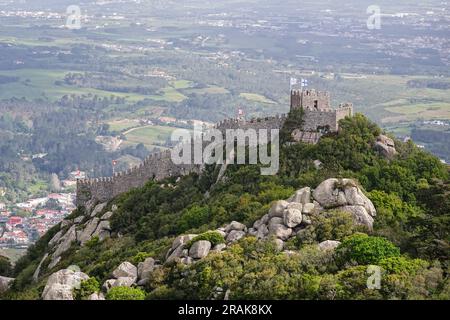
[290, 77, 298, 90]
[301, 78, 308, 88]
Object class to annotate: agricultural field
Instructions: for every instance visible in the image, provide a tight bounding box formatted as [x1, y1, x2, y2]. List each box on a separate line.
[121, 125, 179, 150]
[239, 92, 277, 104]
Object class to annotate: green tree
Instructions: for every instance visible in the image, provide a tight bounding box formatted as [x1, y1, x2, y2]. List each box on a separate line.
[335, 234, 400, 266]
[106, 286, 146, 300]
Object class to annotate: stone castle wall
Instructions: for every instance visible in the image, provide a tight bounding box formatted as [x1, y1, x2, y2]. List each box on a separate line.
[291, 89, 331, 110]
[76, 91, 353, 206]
[76, 116, 286, 206]
[76, 150, 201, 206]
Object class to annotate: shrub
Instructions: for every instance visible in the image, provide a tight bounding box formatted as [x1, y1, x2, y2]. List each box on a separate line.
[378, 256, 428, 275]
[132, 252, 153, 264]
[85, 236, 100, 249]
[177, 205, 210, 233]
[187, 231, 225, 248]
[335, 233, 400, 266]
[106, 286, 146, 300]
[73, 277, 100, 300]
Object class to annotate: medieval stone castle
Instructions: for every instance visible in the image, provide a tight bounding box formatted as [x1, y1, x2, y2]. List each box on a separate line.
[76, 90, 353, 206]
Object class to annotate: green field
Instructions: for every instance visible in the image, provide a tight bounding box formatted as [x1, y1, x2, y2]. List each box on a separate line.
[0, 69, 189, 103]
[108, 119, 141, 132]
[315, 74, 450, 124]
[183, 85, 229, 95]
[239, 92, 277, 104]
[169, 80, 194, 89]
[0, 68, 150, 102]
[383, 103, 450, 124]
[122, 125, 178, 149]
[149, 86, 187, 102]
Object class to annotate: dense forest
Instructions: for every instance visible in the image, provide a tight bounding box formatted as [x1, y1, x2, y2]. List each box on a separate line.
[0, 100, 150, 202]
[2, 114, 449, 300]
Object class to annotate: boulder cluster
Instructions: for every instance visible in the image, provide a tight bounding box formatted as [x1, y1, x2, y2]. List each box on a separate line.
[374, 134, 397, 159]
[41, 258, 160, 300]
[165, 221, 247, 265]
[102, 258, 159, 292]
[42, 267, 90, 300]
[34, 202, 114, 280]
[165, 178, 376, 264]
[40, 177, 377, 300]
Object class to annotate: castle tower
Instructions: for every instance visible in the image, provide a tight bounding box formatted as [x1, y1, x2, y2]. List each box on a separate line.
[290, 89, 331, 111]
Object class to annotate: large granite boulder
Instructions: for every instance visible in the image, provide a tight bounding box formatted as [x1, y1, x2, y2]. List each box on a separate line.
[312, 178, 377, 229]
[374, 135, 397, 159]
[340, 206, 374, 229]
[313, 178, 349, 209]
[225, 221, 247, 233]
[253, 214, 269, 230]
[48, 230, 64, 247]
[171, 234, 197, 250]
[166, 245, 186, 263]
[53, 225, 77, 258]
[42, 267, 89, 300]
[112, 261, 137, 281]
[137, 257, 156, 281]
[92, 220, 111, 241]
[189, 240, 211, 259]
[283, 203, 303, 228]
[287, 187, 311, 204]
[268, 200, 289, 218]
[90, 202, 107, 218]
[0, 276, 14, 294]
[77, 218, 100, 245]
[226, 230, 246, 243]
[268, 223, 292, 240]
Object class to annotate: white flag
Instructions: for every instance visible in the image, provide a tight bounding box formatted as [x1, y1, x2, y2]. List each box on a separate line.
[301, 79, 308, 87]
[290, 77, 298, 89]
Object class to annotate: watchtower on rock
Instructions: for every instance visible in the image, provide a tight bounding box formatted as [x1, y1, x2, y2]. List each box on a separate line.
[290, 89, 353, 133]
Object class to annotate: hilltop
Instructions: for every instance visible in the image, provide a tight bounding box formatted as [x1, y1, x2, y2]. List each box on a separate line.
[1, 113, 449, 300]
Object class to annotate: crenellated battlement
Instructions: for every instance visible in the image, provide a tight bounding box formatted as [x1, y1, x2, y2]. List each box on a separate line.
[76, 90, 353, 206]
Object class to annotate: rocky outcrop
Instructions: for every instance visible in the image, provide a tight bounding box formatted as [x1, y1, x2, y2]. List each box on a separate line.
[78, 217, 100, 245]
[313, 178, 376, 228]
[90, 202, 107, 218]
[162, 177, 377, 266]
[101, 259, 161, 291]
[137, 258, 156, 285]
[53, 225, 77, 258]
[42, 267, 89, 300]
[34, 202, 114, 281]
[39, 177, 377, 300]
[32, 253, 48, 282]
[0, 276, 14, 294]
[112, 261, 137, 279]
[374, 135, 397, 159]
